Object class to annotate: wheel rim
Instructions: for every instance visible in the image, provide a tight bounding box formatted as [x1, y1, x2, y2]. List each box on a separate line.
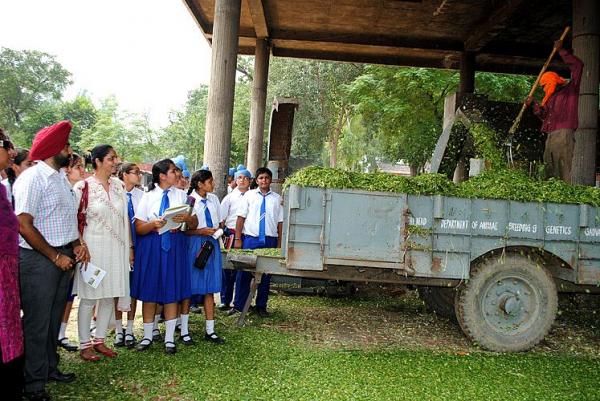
[480, 272, 541, 335]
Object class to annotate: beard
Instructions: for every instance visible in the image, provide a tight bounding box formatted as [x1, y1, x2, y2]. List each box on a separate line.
[54, 153, 71, 168]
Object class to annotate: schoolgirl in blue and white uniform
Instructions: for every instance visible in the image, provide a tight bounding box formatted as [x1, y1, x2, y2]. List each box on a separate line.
[131, 159, 197, 354]
[185, 169, 225, 344]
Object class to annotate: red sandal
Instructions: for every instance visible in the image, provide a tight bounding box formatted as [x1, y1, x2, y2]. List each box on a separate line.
[94, 342, 117, 358]
[80, 347, 101, 362]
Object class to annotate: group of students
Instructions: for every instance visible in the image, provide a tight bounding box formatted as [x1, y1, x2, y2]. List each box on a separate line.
[0, 120, 283, 401]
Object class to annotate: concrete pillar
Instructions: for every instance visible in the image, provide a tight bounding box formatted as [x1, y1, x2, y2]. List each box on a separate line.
[247, 38, 271, 175]
[571, 0, 600, 185]
[203, 0, 241, 198]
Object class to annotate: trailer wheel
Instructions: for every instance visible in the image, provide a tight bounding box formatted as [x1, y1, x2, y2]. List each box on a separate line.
[455, 253, 557, 352]
[417, 287, 456, 320]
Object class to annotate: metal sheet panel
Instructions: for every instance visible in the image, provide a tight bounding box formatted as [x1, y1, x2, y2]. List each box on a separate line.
[326, 190, 406, 263]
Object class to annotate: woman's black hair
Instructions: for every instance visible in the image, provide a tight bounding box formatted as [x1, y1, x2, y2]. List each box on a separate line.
[6, 148, 30, 187]
[187, 169, 213, 195]
[69, 153, 81, 168]
[118, 162, 138, 181]
[90, 144, 114, 170]
[149, 159, 175, 191]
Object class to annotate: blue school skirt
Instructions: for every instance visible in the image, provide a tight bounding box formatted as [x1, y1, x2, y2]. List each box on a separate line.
[131, 231, 191, 304]
[188, 235, 222, 295]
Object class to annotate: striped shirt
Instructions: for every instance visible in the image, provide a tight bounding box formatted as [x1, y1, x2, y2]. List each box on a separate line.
[13, 161, 79, 249]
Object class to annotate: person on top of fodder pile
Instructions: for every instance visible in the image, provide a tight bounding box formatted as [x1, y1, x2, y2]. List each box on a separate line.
[526, 40, 584, 182]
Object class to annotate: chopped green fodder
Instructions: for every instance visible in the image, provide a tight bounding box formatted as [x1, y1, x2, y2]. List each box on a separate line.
[226, 248, 282, 257]
[285, 166, 600, 207]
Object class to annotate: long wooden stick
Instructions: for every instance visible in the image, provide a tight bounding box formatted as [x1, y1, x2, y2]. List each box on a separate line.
[508, 26, 571, 135]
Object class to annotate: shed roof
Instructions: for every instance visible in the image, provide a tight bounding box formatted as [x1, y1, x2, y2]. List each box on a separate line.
[184, 0, 572, 75]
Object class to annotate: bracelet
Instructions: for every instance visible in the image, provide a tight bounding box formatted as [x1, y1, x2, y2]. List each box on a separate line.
[53, 253, 61, 263]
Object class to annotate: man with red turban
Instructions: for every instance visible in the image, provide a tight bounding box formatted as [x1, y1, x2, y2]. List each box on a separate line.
[526, 43, 584, 182]
[13, 121, 90, 401]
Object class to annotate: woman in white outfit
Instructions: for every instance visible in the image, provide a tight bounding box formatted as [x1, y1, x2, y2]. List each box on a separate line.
[73, 144, 132, 361]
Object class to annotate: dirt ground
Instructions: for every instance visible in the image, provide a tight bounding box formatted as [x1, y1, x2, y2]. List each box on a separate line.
[262, 284, 600, 355]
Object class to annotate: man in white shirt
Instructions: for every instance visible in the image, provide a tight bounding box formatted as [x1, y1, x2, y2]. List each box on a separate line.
[14, 121, 89, 401]
[230, 167, 283, 317]
[219, 168, 252, 310]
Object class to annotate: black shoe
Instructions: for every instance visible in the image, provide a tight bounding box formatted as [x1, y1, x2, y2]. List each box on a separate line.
[190, 305, 203, 314]
[204, 332, 225, 344]
[218, 304, 230, 311]
[48, 370, 76, 383]
[57, 337, 78, 352]
[226, 308, 240, 316]
[24, 390, 52, 401]
[114, 330, 125, 347]
[175, 324, 181, 333]
[124, 333, 137, 348]
[256, 308, 270, 318]
[180, 334, 195, 346]
[164, 341, 177, 355]
[136, 338, 153, 352]
[152, 329, 162, 341]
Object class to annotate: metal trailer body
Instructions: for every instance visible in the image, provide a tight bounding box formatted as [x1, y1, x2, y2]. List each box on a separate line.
[227, 184, 600, 351]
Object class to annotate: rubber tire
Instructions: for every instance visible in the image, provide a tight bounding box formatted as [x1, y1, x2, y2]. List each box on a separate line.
[455, 253, 558, 352]
[417, 286, 457, 320]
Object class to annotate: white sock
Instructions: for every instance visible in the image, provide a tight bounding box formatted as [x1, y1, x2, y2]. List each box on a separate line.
[58, 322, 67, 340]
[153, 314, 160, 331]
[115, 320, 123, 334]
[206, 320, 215, 335]
[180, 314, 189, 336]
[165, 319, 177, 347]
[142, 323, 153, 344]
[176, 317, 181, 327]
[126, 320, 134, 335]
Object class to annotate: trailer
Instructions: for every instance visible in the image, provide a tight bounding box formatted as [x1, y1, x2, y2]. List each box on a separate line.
[226, 184, 600, 352]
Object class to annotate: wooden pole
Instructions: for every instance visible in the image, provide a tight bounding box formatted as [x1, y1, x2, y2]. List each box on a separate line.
[453, 51, 476, 183]
[203, 0, 241, 199]
[247, 38, 271, 176]
[571, 0, 599, 185]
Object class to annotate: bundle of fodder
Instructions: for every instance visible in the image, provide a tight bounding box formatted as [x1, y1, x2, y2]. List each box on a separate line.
[284, 166, 456, 196]
[285, 166, 600, 207]
[226, 248, 282, 257]
[456, 169, 600, 206]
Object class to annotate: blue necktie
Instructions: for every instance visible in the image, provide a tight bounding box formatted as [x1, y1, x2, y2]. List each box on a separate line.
[127, 192, 136, 247]
[159, 189, 170, 251]
[201, 198, 213, 228]
[259, 193, 267, 245]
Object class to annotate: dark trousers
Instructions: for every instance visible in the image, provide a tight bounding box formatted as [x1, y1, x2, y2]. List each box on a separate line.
[20, 246, 73, 393]
[0, 351, 24, 400]
[220, 268, 237, 307]
[233, 236, 277, 311]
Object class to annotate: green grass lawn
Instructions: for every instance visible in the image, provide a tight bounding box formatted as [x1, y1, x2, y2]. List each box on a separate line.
[51, 289, 600, 401]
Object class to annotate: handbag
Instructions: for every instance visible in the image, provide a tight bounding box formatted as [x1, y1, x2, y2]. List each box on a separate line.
[77, 180, 89, 236]
[194, 240, 214, 270]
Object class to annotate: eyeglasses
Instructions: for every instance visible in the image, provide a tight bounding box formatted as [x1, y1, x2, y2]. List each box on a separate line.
[127, 170, 142, 176]
[1, 139, 14, 150]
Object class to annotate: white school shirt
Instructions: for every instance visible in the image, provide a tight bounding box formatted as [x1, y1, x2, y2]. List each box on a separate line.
[13, 161, 79, 249]
[134, 185, 189, 222]
[1, 178, 11, 201]
[191, 191, 220, 229]
[237, 188, 283, 238]
[220, 188, 248, 229]
[127, 186, 144, 212]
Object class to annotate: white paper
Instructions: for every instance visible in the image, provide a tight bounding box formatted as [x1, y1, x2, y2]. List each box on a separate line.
[157, 205, 190, 235]
[79, 262, 107, 289]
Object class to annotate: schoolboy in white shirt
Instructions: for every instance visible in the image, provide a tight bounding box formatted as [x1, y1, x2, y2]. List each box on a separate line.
[230, 167, 283, 317]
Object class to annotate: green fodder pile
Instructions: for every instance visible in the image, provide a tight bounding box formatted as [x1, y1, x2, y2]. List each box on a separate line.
[284, 167, 600, 207]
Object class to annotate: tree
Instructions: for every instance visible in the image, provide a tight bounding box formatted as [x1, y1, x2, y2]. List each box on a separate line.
[0, 48, 71, 138]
